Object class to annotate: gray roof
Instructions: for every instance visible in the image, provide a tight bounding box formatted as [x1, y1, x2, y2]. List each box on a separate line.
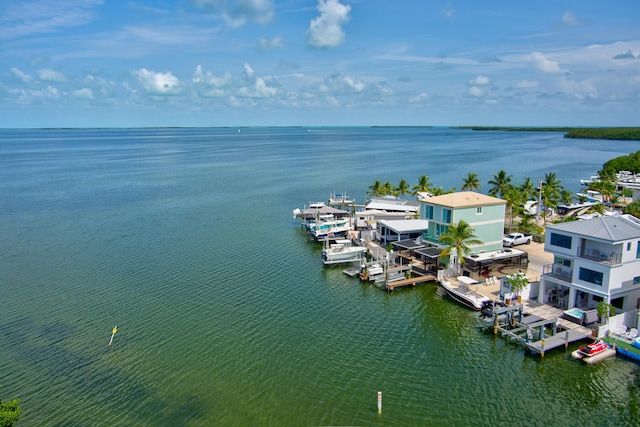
[378, 219, 430, 233]
[546, 215, 640, 242]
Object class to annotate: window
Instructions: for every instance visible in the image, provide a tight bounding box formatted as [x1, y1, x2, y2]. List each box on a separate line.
[476, 206, 483, 215]
[554, 256, 571, 267]
[634, 276, 640, 285]
[627, 242, 632, 251]
[550, 233, 572, 249]
[611, 297, 624, 310]
[436, 224, 449, 236]
[579, 267, 604, 286]
[425, 205, 434, 220]
[443, 208, 452, 224]
[637, 241, 640, 259]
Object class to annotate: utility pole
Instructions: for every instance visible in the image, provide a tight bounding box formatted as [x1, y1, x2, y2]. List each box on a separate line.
[536, 179, 543, 222]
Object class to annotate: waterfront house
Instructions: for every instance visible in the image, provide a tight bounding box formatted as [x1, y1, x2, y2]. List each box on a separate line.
[419, 191, 506, 251]
[539, 215, 640, 314]
[419, 191, 516, 279]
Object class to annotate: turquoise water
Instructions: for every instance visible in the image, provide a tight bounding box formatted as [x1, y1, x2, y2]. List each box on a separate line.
[1, 128, 640, 426]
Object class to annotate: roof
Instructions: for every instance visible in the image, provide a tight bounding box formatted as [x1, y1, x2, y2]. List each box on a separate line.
[415, 247, 443, 258]
[546, 214, 640, 242]
[391, 239, 425, 250]
[378, 219, 430, 233]
[366, 200, 419, 213]
[300, 205, 349, 219]
[420, 191, 505, 208]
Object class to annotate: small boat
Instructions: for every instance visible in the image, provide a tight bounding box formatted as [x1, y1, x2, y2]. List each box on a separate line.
[359, 263, 385, 281]
[440, 276, 490, 310]
[310, 218, 352, 240]
[328, 192, 354, 206]
[321, 239, 367, 265]
[571, 340, 609, 360]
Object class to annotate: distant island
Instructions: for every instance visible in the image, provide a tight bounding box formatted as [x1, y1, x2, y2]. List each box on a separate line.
[456, 126, 640, 141]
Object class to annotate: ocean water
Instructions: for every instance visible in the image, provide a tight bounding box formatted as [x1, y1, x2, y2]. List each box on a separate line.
[1, 127, 639, 426]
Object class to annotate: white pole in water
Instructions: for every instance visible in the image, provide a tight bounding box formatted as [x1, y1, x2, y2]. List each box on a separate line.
[377, 391, 382, 414]
[108, 326, 117, 346]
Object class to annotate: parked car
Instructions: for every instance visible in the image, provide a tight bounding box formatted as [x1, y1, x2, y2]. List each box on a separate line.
[503, 232, 533, 247]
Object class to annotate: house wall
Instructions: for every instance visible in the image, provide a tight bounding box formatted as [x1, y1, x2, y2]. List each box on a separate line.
[545, 229, 640, 312]
[420, 200, 505, 251]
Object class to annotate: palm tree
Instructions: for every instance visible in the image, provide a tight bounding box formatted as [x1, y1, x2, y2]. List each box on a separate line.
[461, 172, 481, 192]
[396, 179, 410, 198]
[503, 185, 524, 232]
[541, 172, 562, 223]
[412, 175, 432, 196]
[519, 177, 536, 201]
[382, 181, 394, 196]
[368, 180, 383, 198]
[438, 220, 483, 275]
[488, 170, 512, 198]
[518, 214, 543, 236]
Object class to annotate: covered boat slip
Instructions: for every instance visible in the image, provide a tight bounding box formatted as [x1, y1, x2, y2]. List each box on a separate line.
[463, 248, 528, 281]
[489, 301, 593, 357]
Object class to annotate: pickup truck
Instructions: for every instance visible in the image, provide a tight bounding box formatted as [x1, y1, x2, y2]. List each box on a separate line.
[503, 233, 533, 247]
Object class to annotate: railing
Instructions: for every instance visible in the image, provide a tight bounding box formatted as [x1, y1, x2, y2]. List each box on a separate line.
[577, 246, 622, 265]
[542, 264, 573, 282]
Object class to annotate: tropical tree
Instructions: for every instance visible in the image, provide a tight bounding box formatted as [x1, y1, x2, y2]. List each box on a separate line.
[438, 220, 483, 275]
[488, 170, 512, 198]
[461, 172, 481, 192]
[382, 181, 394, 196]
[396, 179, 410, 198]
[431, 186, 456, 196]
[412, 174, 432, 196]
[540, 172, 563, 223]
[519, 177, 536, 201]
[623, 200, 640, 218]
[503, 185, 524, 232]
[368, 180, 383, 198]
[517, 214, 544, 236]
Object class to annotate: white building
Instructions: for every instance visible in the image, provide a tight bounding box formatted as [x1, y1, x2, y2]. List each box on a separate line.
[539, 215, 640, 313]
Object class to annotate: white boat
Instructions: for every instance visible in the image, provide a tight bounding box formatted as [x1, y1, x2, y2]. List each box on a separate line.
[321, 239, 368, 265]
[311, 218, 352, 239]
[359, 263, 385, 281]
[328, 192, 354, 206]
[440, 276, 490, 310]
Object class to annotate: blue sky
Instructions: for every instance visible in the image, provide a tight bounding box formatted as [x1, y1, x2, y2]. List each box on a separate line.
[1, 0, 639, 128]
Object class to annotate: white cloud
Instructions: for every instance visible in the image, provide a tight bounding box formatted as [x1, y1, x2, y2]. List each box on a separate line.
[11, 67, 33, 84]
[468, 75, 490, 86]
[238, 77, 277, 98]
[306, 0, 351, 48]
[1, 0, 104, 39]
[561, 11, 578, 27]
[256, 36, 284, 52]
[192, 65, 232, 97]
[193, 0, 274, 28]
[440, 1, 455, 18]
[558, 77, 597, 100]
[133, 68, 181, 95]
[528, 52, 568, 74]
[409, 92, 428, 103]
[469, 86, 485, 98]
[243, 63, 255, 79]
[516, 80, 538, 89]
[37, 68, 66, 82]
[73, 88, 94, 99]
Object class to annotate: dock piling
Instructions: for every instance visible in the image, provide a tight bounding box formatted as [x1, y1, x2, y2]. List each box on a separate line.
[377, 391, 382, 414]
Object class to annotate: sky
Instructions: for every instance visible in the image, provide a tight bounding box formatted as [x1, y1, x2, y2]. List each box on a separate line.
[1, 0, 639, 128]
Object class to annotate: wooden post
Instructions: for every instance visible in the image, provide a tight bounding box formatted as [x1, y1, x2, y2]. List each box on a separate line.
[565, 330, 570, 350]
[541, 340, 545, 358]
[377, 391, 382, 414]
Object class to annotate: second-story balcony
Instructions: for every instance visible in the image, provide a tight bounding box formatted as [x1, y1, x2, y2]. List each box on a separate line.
[543, 263, 573, 282]
[577, 246, 622, 265]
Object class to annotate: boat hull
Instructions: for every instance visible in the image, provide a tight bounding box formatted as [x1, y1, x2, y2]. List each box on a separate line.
[441, 281, 488, 310]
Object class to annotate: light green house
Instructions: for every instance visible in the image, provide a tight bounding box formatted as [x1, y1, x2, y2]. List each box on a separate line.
[419, 191, 506, 252]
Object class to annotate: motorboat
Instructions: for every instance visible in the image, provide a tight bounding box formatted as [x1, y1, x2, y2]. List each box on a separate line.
[571, 340, 609, 360]
[321, 239, 367, 265]
[440, 276, 490, 310]
[328, 192, 354, 206]
[310, 218, 352, 239]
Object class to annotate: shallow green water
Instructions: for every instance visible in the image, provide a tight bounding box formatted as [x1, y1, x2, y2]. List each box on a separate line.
[1, 127, 639, 426]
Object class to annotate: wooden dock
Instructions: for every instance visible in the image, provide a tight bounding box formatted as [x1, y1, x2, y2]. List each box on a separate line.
[488, 302, 592, 357]
[385, 275, 436, 291]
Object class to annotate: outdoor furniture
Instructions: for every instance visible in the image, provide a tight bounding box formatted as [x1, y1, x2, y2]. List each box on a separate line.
[625, 328, 639, 340]
[612, 325, 628, 337]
